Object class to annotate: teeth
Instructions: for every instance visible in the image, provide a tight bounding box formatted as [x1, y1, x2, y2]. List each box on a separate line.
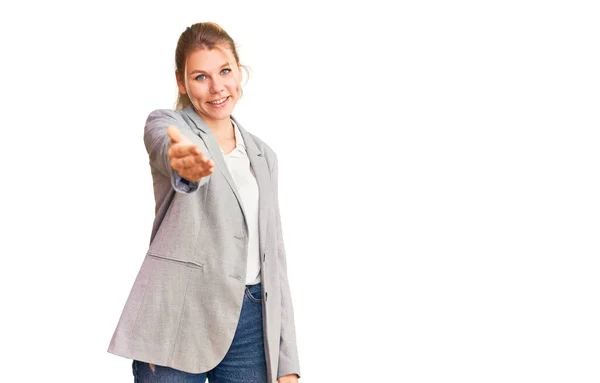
[210, 97, 227, 105]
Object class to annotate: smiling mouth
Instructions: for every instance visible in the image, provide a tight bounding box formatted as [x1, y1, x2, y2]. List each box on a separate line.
[208, 96, 229, 105]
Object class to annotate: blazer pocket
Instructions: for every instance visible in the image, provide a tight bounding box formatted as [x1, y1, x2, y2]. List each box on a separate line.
[147, 252, 204, 269]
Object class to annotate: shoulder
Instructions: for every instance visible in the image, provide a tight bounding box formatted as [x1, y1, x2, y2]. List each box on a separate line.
[145, 108, 188, 126]
[143, 109, 195, 141]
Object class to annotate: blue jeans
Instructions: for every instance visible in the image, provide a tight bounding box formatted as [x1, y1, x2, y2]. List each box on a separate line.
[132, 283, 267, 383]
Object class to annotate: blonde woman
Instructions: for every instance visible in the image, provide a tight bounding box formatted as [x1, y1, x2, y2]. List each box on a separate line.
[108, 22, 301, 383]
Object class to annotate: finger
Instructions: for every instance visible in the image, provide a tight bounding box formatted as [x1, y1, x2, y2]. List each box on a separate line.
[173, 157, 215, 172]
[171, 157, 197, 170]
[178, 151, 211, 167]
[177, 156, 203, 169]
[189, 151, 212, 164]
[181, 166, 214, 182]
[192, 159, 214, 172]
[194, 153, 213, 165]
[169, 143, 200, 158]
[172, 158, 191, 170]
[194, 151, 208, 163]
[194, 164, 215, 177]
[196, 167, 214, 179]
[195, 161, 215, 173]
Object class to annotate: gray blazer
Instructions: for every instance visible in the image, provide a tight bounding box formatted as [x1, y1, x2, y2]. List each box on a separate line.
[107, 105, 300, 382]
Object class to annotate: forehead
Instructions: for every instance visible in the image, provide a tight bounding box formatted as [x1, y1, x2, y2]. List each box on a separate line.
[186, 47, 236, 71]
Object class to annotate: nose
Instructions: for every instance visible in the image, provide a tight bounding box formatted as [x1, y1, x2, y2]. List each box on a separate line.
[210, 78, 224, 94]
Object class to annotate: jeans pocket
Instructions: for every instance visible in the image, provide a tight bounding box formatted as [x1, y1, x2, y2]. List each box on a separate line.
[244, 285, 262, 304]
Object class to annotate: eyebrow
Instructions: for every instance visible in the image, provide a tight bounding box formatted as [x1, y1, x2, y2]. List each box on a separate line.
[189, 63, 230, 75]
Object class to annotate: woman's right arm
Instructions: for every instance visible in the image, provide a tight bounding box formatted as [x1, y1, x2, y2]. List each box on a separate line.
[143, 109, 214, 193]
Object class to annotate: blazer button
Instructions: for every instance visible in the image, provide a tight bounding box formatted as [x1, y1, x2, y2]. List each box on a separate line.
[265, 292, 268, 301]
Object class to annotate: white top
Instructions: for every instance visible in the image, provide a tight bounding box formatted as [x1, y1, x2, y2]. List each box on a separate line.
[220, 120, 261, 285]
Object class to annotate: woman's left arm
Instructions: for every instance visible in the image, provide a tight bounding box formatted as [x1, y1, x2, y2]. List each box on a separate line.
[270, 154, 301, 381]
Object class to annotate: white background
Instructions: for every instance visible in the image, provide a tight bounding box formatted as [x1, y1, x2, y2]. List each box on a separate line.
[0, 1, 599, 382]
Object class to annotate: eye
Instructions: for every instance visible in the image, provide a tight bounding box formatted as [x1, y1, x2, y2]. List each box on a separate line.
[195, 74, 206, 81]
[221, 68, 231, 75]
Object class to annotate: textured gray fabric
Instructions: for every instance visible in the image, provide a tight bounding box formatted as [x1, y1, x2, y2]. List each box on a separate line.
[108, 105, 300, 382]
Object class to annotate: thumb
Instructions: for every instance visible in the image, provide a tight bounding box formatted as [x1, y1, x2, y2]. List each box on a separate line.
[167, 125, 188, 144]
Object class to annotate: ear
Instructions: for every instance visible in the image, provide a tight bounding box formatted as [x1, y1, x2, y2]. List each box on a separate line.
[175, 70, 187, 95]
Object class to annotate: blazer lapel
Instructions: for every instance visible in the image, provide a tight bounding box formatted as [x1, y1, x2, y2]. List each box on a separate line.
[181, 106, 248, 224]
[181, 107, 273, 254]
[232, 116, 273, 256]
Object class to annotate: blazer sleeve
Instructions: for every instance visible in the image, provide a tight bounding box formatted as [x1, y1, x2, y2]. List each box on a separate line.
[270, 154, 301, 380]
[143, 109, 209, 194]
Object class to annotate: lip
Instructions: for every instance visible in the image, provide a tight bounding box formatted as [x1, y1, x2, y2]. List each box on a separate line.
[207, 96, 230, 108]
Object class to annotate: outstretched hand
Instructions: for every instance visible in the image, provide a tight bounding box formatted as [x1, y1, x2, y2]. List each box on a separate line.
[167, 126, 215, 182]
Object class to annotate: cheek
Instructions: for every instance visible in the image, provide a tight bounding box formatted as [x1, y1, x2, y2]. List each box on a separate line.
[190, 84, 208, 100]
[228, 81, 242, 97]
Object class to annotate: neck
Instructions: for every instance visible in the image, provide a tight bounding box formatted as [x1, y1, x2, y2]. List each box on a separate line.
[207, 119, 234, 140]
[190, 105, 234, 139]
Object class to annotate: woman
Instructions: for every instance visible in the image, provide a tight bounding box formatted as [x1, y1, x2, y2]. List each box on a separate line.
[108, 22, 301, 383]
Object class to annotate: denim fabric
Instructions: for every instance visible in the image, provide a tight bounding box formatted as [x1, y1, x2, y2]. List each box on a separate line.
[132, 283, 267, 383]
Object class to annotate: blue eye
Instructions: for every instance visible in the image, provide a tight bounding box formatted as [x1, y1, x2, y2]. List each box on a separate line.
[221, 68, 231, 75]
[195, 74, 207, 81]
